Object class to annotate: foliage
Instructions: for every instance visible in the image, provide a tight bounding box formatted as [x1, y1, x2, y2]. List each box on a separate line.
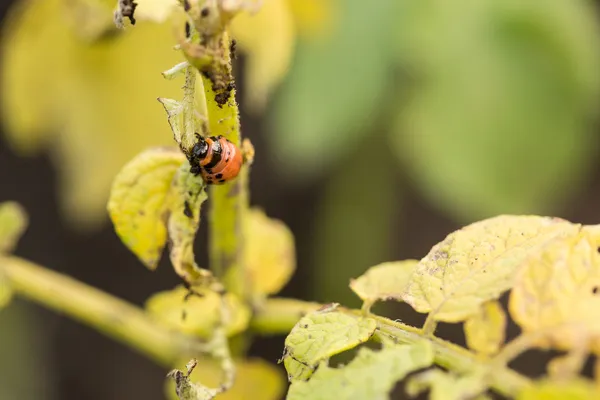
[2, 1, 600, 400]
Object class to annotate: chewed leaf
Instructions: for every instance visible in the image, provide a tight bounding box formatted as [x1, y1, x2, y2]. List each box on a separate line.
[350, 260, 418, 307]
[287, 341, 433, 400]
[406, 369, 487, 400]
[146, 286, 250, 339]
[165, 357, 285, 400]
[107, 148, 185, 270]
[401, 215, 577, 322]
[517, 379, 600, 400]
[509, 231, 600, 352]
[464, 300, 506, 356]
[283, 310, 377, 381]
[245, 208, 295, 297]
[166, 164, 209, 283]
[0, 201, 28, 254]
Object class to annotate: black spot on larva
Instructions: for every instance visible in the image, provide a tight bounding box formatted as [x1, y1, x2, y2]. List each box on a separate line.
[215, 173, 223, 179]
[218, 179, 226, 183]
[200, 7, 209, 17]
[593, 286, 599, 295]
[183, 201, 193, 218]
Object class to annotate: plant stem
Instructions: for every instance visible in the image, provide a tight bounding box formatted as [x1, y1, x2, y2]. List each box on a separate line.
[251, 297, 532, 398]
[1, 256, 207, 366]
[204, 32, 249, 301]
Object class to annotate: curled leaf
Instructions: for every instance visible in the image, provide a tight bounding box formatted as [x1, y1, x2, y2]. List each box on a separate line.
[0, 201, 28, 254]
[283, 310, 377, 381]
[146, 285, 251, 338]
[401, 215, 577, 322]
[349, 260, 418, 310]
[287, 341, 433, 400]
[166, 357, 285, 400]
[464, 300, 506, 356]
[166, 164, 209, 283]
[509, 231, 600, 352]
[107, 147, 185, 270]
[245, 208, 295, 297]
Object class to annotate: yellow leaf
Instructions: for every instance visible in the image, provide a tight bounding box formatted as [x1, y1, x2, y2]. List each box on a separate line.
[464, 300, 506, 357]
[406, 369, 488, 400]
[166, 164, 209, 283]
[107, 147, 185, 270]
[401, 215, 577, 322]
[349, 260, 419, 308]
[283, 309, 377, 381]
[145, 285, 251, 338]
[229, 0, 295, 112]
[245, 208, 295, 297]
[0, 202, 28, 254]
[509, 231, 600, 353]
[1, 0, 190, 226]
[165, 357, 285, 400]
[517, 379, 600, 400]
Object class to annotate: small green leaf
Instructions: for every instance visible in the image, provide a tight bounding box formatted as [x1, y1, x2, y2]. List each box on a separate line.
[350, 260, 418, 309]
[401, 215, 577, 322]
[245, 208, 295, 297]
[0, 201, 28, 254]
[287, 341, 433, 400]
[406, 369, 487, 400]
[517, 379, 600, 400]
[283, 310, 377, 381]
[107, 147, 186, 270]
[464, 300, 506, 356]
[145, 286, 250, 339]
[166, 164, 209, 283]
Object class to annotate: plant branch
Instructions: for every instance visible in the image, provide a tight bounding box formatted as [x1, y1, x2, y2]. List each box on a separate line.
[251, 297, 532, 398]
[1, 256, 208, 366]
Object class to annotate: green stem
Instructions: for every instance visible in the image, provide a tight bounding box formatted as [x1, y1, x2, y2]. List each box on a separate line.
[1, 256, 208, 366]
[251, 298, 531, 398]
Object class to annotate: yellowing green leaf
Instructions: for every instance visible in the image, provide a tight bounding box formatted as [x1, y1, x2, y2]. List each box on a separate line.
[406, 369, 487, 400]
[0, 202, 28, 254]
[146, 286, 250, 338]
[107, 147, 185, 270]
[1, 0, 190, 226]
[392, 0, 600, 221]
[245, 208, 295, 297]
[401, 215, 577, 322]
[350, 260, 418, 308]
[166, 164, 209, 283]
[464, 300, 506, 356]
[287, 341, 433, 400]
[517, 379, 600, 400]
[509, 231, 600, 352]
[283, 310, 377, 381]
[166, 357, 285, 400]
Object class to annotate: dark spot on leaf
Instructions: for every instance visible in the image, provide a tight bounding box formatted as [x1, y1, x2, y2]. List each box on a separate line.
[230, 39, 237, 59]
[183, 200, 193, 218]
[302, 324, 309, 329]
[185, 22, 191, 38]
[593, 286, 599, 295]
[201, 7, 210, 17]
[138, 210, 145, 216]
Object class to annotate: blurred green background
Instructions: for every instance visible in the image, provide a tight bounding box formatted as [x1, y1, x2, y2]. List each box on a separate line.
[1, 0, 600, 399]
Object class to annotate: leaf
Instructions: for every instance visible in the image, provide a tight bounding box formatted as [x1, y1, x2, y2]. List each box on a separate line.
[509, 230, 600, 353]
[107, 147, 185, 270]
[517, 379, 600, 400]
[401, 215, 578, 322]
[350, 260, 418, 308]
[166, 164, 209, 283]
[463, 300, 506, 356]
[229, 0, 295, 112]
[406, 369, 488, 400]
[270, 0, 396, 181]
[391, 0, 600, 221]
[166, 357, 285, 400]
[1, 0, 194, 226]
[283, 310, 377, 381]
[244, 208, 295, 297]
[0, 202, 28, 254]
[287, 341, 433, 400]
[145, 285, 251, 339]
